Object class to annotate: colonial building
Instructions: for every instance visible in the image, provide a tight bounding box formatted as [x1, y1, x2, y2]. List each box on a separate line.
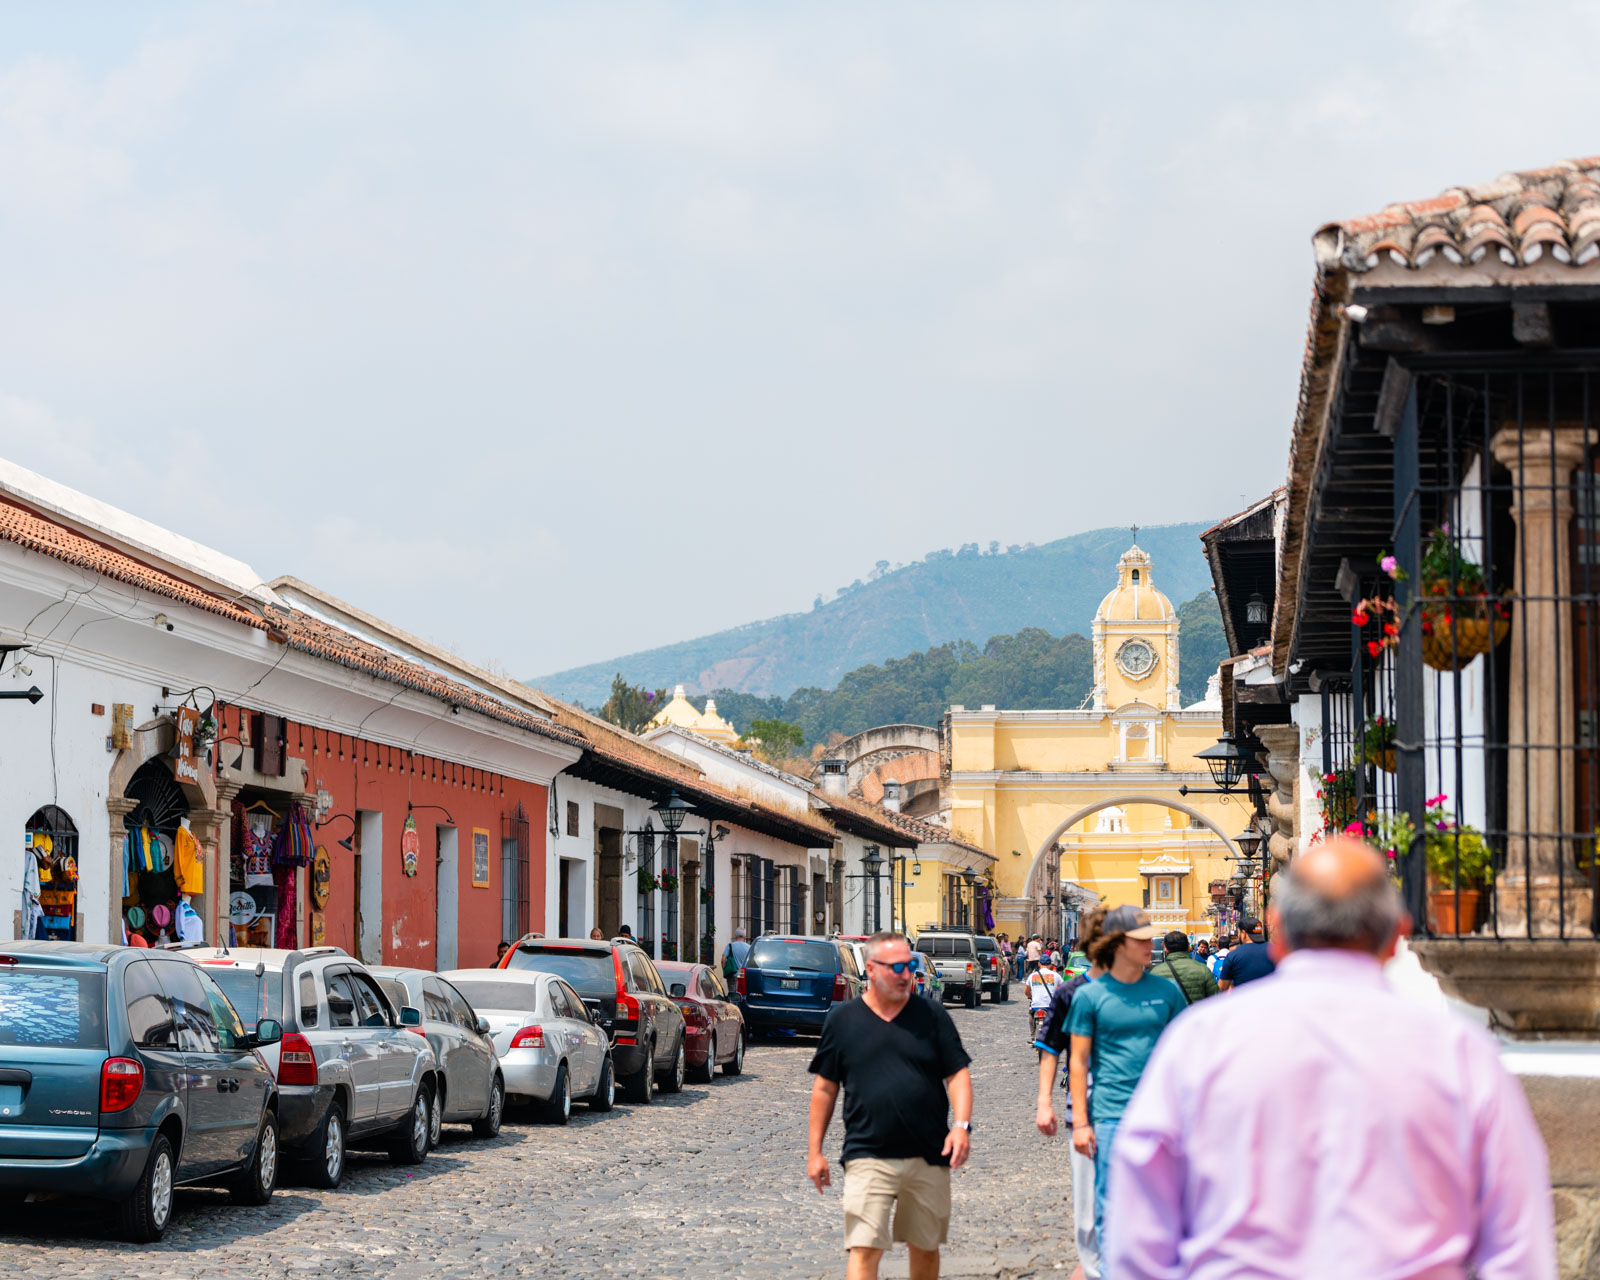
[945, 543, 1244, 938]
[644, 685, 740, 745]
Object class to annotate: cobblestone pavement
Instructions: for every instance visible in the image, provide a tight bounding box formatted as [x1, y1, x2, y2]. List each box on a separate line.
[0, 999, 1080, 1279]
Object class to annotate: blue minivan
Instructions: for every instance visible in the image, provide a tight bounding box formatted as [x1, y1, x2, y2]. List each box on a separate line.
[0, 942, 282, 1241]
[738, 936, 863, 1036]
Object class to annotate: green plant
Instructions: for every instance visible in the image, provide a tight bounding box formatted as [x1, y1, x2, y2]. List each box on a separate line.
[1420, 525, 1487, 597]
[1317, 767, 1360, 832]
[1421, 795, 1492, 889]
[635, 867, 659, 895]
[659, 869, 679, 895]
[1362, 716, 1396, 759]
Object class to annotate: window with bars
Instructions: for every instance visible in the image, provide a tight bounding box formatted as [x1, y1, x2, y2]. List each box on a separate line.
[566, 801, 580, 838]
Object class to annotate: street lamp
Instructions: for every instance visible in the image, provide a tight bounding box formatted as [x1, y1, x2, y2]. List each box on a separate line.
[960, 867, 977, 931]
[1246, 591, 1270, 627]
[1196, 733, 1251, 791]
[863, 846, 884, 932]
[1235, 824, 1262, 860]
[652, 791, 694, 834]
[1043, 890, 1054, 942]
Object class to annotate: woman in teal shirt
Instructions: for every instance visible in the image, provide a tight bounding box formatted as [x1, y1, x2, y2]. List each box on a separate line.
[1067, 905, 1186, 1272]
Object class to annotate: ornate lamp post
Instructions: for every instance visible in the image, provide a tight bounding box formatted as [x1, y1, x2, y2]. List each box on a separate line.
[863, 846, 885, 932]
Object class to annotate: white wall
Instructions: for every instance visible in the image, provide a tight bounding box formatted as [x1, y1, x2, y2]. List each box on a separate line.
[542, 772, 655, 939]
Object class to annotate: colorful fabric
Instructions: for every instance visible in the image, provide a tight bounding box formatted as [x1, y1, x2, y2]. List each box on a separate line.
[173, 825, 204, 893]
[272, 804, 315, 868]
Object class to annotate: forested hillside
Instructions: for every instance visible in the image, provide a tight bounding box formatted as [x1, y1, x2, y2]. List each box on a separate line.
[697, 591, 1227, 746]
[533, 521, 1215, 707]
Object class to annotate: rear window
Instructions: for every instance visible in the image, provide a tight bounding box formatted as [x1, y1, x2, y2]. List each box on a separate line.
[915, 936, 972, 957]
[748, 940, 837, 973]
[205, 967, 280, 1026]
[975, 938, 997, 953]
[376, 979, 410, 1013]
[504, 947, 616, 998]
[448, 980, 544, 1013]
[0, 968, 107, 1048]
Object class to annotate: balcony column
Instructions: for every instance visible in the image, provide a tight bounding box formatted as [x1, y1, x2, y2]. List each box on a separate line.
[1489, 424, 1591, 937]
[1253, 724, 1301, 873]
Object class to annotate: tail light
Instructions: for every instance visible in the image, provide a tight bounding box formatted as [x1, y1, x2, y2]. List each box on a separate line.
[510, 1026, 545, 1050]
[831, 973, 848, 1001]
[966, 963, 975, 974]
[736, 968, 746, 996]
[616, 992, 640, 1023]
[100, 1058, 144, 1113]
[278, 1032, 318, 1086]
[409, 1024, 428, 1037]
[676, 1001, 706, 1026]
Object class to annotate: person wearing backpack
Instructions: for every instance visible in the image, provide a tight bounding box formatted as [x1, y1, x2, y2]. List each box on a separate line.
[722, 926, 751, 982]
[1155, 931, 1218, 1005]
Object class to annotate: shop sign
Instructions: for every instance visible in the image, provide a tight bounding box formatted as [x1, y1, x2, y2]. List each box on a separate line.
[310, 910, 326, 947]
[401, 815, 420, 877]
[111, 703, 134, 751]
[175, 706, 201, 785]
[311, 845, 332, 909]
[472, 828, 491, 888]
[229, 891, 258, 926]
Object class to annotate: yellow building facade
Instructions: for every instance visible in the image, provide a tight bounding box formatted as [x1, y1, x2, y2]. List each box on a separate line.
[946, 544, 1243, 940]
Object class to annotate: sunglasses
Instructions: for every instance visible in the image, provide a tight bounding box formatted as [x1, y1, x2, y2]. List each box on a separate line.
[869, 959, 914, 975]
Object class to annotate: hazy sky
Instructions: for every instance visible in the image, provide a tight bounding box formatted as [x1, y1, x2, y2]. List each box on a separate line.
[3, 2, 1598, 677]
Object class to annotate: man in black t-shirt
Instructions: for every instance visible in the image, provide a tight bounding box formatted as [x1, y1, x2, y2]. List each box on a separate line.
[808, 931, 972, 1280]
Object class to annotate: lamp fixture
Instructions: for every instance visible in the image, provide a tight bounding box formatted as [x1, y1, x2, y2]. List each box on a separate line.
[653, 790, 694, 834]
[912, 859, 922, 876]
[1196, 733, 1251, 792]
[1245, 591, 1269, 627]
[862, 845, 884, 871]
[1235, 824, 1262, 859]
[408, 801, 456, 825]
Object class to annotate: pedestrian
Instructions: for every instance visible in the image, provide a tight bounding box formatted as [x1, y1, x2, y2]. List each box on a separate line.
[1067, 906, 1186, 1264]
[1034, 906, 1109, 1280]
[1207, 939, 1230, 978]
[1152, 930, 1218, 1005]
[723, 926, 751, 983]
[589, 927, 604, 940]
[1216, 917, 1275, 990]
[807, 930, 973, 1280]
[1193, 939, 1211, 967]
[617, 924, 633, 940]
[1104, 838, 1554, 1278]
[1025, 952, 1064, 1031]
[496, 940, 511, 963]
[1024, 933, 1043, 978]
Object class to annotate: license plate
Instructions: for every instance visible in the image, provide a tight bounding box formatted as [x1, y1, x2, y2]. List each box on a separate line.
[0, 1085, 21, 1118]
[779, 979, 800, 990]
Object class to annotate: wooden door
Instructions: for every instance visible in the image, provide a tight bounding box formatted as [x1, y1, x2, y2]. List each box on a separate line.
[597, 828, 622, 938]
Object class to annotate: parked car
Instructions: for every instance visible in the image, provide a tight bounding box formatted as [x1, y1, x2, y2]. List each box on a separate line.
[440, 968, 613, 1122]
[370, 966, 504, 1144]
[655, 961, 744, 1081]
[1063, 951, 1091, 980]
[907, 951, 944, 1004]
[973, 936, 1010, 1003]
[0, 942, 280, 1241]
[499, 936, 686, 1105]
[911, 931, 981, 1008]
[738, 935, 863, 1037]
[186, 947, 438, 1188]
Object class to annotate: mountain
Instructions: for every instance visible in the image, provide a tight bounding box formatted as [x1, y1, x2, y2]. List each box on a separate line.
[533, 520, 1217, 708]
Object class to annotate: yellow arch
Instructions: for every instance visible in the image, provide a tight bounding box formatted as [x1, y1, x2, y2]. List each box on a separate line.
[1024, 794, 1239, 899]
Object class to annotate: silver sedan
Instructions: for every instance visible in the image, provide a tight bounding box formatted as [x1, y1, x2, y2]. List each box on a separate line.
[440, 969, 615, 1124]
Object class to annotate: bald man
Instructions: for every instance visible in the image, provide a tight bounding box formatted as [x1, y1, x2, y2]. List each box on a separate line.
[1101, 839, 1554, 1279]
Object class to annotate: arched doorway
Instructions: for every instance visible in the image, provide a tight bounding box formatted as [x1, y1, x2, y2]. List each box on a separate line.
[24, 805, 79, 940]
[121, 757, 191, 946]
[1022, 794, 1239, 902]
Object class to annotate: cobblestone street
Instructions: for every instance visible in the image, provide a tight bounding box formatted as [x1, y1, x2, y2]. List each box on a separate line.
[0, 1000, 1078, 1279]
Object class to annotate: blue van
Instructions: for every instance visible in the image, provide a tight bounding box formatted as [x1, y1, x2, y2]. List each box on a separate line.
[0, 942, 281, 1241]
[738, 936, 863, 1035]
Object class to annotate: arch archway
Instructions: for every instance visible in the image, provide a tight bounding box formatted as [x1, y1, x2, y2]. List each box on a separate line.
[1022, 794, 1239, 901]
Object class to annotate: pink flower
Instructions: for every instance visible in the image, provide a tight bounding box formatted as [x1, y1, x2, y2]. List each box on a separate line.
[1427, 794, 1448, 807]
[1381, 555, 1398, 576]
[1344, 822, 1364, 836]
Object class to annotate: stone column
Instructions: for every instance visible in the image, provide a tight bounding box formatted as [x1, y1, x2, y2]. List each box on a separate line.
[1490, 425, 1592, 937]
[106, 797, 138, 943]
[1253, 725, 1301, 873]
[189, 780, 239, 947]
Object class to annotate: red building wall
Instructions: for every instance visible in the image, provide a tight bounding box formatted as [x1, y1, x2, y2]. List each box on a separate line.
[220, 707, 547, 971]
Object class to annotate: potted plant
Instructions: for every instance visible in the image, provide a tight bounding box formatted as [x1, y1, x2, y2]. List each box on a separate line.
[1317, 766, 1360, 832]
[1421, 795, 1492, 933]
[636, 867, 659, 895]
[659, 868, 679, 895]
[1414, 527, 1510, 671]
[1362, 716, 1397, 773]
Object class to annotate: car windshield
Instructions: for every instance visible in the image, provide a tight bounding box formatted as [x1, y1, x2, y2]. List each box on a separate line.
[205, 967, 280, 1025]
[503, 947, 615, 998]
[748, 940, 835, 972]
[448, 980, 544, 1014]
[0, 968, 107, 1048]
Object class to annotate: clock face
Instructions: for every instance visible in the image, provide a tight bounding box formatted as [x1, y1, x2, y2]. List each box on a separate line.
[1116, 638, 1157, 679]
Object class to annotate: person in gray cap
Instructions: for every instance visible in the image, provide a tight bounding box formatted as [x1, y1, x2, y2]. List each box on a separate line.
[1065, 904, 1187, 1263]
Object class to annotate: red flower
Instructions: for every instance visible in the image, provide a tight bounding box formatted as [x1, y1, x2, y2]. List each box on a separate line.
[1352, 610, 1370, 627]
[1367, 640, 1382, 658]
[1383, 623, 1398, 637]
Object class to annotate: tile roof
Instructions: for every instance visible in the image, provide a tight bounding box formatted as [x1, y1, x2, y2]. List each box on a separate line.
[263, 605, 588, 749]
[815, 788, 992, 861]
[1316, 157, 1600, 272]
[0, 496, 268, 630]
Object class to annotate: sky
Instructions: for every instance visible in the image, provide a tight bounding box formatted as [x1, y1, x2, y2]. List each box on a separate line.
[3, 1, 1599, 678]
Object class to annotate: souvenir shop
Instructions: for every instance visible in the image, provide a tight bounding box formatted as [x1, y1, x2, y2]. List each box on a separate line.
[228, 794, 315, 948]
[121, 757, 205, 947]
[22, 805, 80, 941]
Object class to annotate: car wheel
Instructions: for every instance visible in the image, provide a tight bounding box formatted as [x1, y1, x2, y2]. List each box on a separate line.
[388, 1086, 432, 1165]
[117, 1133, 175, 1243]
[472, 1075, 505, 1139]
[301, 1100, 346, 1189]
[720, 1032, 744, 1077]
[965, 985, 978, 1009]
[1001, 983, 1010, 1003]
[229, 1110, 279, 1206]
[689, 1033, 716, 1084]
[658, 1036, 686, 1094]
[428, 1082, 445, 1148]
[588, 1055, 616, 1112]
[542, 1064, 571, 1126]
[623, 1042, 655, 1104]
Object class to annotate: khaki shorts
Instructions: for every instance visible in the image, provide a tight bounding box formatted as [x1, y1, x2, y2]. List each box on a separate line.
[841, 1157, 951, 1253]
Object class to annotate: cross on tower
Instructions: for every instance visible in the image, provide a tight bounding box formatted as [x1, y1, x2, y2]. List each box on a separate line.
[1130, 524, 1139, 543]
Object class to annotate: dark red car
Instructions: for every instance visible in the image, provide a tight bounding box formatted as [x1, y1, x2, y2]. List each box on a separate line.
[655, 961, 744, 1082]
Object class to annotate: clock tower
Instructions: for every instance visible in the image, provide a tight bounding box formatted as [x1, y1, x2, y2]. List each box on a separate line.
[1091, 542, 1181, 713]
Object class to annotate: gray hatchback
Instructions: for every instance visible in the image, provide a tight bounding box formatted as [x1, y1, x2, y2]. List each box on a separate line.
[0, 942, 282, 1241]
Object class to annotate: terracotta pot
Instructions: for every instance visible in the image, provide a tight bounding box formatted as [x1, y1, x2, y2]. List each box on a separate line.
[1371, 748, 1397, 773]
[1420, 600, 1510, 672]
[1428, 887, 1482, 935]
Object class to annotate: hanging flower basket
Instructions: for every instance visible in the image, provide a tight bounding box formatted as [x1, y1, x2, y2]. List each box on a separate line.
[636, 867, 659, 895]
[1420, 598, 1510, 672]
[1362, 717, 1397, 774]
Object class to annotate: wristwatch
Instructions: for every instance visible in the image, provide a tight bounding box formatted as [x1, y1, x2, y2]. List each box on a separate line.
[954, 1120, 972, 1133]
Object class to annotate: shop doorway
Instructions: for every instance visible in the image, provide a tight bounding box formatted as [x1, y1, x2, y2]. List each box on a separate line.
[558, 858, 573, 936]
[357, 810, 383, 965]
[123, 759, 189, 947]
[679, 841, 700, 964]
[23, 806, 79, 941]
[436, 826, 459, 970]
[595, 805, 623, 938]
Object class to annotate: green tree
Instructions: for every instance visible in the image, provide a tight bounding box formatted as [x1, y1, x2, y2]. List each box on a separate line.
[1176, 591, 1228, 705]
[747, 718, 805, 760]
[597, 673, 669, 734]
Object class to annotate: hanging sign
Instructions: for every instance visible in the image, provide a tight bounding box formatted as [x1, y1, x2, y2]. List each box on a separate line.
[229, 891, 258, 926]
[175, 706, 201, 785]
[311, 845, 332, 909]
[111, 703, 134, 750]
[401, 815, 420, 878]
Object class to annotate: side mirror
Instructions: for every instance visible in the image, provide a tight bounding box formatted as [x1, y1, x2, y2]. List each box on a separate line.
[669, 982, 687, 998]
[399, 1005, 423, 1027]
[476, 1016, 490, 1035]
[252, 1018, 283, 1047]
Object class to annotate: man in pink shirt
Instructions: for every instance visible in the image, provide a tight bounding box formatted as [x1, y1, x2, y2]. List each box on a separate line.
[1105, 838, 1554, 1279]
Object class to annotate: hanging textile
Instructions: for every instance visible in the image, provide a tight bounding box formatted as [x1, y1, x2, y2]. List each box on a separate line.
[21, 852, 43, 941]
[173, 825, 204, 894]
[274, 869, 297, 948]
[272, 804, 315, 869]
